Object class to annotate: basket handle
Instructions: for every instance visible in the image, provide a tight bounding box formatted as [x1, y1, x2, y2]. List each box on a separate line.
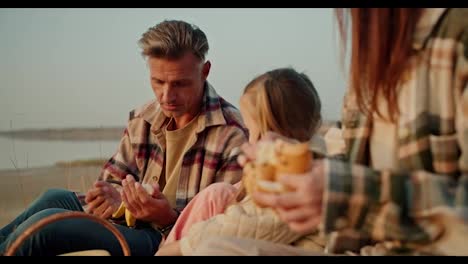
[4, 211, 131, 256]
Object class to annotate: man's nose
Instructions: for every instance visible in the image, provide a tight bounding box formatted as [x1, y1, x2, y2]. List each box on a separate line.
[162, 86, 176, 102]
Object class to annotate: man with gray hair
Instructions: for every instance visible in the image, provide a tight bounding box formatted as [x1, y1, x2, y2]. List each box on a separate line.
[0, 20, 247, 256]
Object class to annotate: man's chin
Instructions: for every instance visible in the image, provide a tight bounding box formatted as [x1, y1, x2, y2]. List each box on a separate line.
[162, 110, 181, 119]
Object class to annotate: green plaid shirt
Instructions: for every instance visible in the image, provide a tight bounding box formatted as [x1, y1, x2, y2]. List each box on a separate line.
[322, 8, 468, 255]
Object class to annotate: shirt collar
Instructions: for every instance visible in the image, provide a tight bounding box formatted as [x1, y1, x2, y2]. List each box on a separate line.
[413, 8, 448, 51]
[140, 81, 227, 135]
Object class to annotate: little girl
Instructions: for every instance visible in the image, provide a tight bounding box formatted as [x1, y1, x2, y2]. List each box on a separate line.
[156, 67, 325, 255]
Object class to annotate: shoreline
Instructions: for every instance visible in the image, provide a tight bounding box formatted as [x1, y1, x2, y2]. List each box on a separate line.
[0, 159, 107, 174]
[0, 120, 339, 141]
[0, 126, 124, 141]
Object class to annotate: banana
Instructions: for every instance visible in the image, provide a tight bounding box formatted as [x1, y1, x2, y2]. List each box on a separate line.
[112, 201, 126, 219]
[111, 183, 154, 228]
[125, 208, 137, 227]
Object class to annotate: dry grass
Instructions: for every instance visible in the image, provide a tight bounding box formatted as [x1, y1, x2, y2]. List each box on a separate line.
[0, 165, 101, 227]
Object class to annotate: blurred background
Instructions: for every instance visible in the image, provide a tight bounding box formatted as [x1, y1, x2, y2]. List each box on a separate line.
[0, 8, 346, 169]
[0, 8, 346, 224]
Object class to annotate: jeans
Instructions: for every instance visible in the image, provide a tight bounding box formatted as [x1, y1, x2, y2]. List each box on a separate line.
[0, 189, 162, 256]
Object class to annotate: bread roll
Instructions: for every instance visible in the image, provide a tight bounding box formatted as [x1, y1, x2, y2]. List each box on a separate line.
[243, 139, 312, 197]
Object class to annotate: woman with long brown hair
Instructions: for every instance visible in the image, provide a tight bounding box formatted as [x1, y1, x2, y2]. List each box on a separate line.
[192, 8, 468, 255]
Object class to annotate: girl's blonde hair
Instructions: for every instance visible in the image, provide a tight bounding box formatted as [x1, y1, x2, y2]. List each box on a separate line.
[242, 68, 322, 142]
[235, 68, 322, 202]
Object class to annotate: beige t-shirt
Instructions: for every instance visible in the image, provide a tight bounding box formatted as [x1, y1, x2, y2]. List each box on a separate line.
[162, 116, 199, 208]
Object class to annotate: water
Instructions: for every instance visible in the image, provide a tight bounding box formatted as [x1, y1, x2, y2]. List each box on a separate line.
[0, 136, 119, 170]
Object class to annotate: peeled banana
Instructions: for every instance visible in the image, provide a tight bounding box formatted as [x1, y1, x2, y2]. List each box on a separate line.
[125, 208, 136, 227]
[111, 183, 154, 227]
[112, 201, 126, 218]
[111, 203, 136, 227]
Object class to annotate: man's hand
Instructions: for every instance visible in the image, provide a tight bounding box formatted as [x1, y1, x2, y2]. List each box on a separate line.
[252, 160, 325, 235]
[121, 175, 178, 227]
[85, 180, 121, 219]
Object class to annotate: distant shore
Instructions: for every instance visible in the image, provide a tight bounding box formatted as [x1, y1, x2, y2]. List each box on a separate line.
[0, 126, 124, 141]
[0, 120, 339, 142]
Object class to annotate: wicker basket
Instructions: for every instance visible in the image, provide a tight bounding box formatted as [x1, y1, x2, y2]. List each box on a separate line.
[4, 211, 131, 256]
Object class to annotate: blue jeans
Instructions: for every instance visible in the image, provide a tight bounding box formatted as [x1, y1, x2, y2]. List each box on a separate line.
[0, 189, 162, 256]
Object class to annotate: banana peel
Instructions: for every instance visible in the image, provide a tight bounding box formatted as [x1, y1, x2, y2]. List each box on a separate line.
[125, 208, 136, 227]
[111, 201, 126, 218]
[111, 183, 154, 227]
[111, 202, 136, 227]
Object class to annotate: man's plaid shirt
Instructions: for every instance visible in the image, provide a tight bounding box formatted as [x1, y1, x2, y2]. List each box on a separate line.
[99, 82, 247, 213]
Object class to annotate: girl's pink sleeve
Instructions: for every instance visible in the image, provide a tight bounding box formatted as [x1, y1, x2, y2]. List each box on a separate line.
[164, 182, 239, 243]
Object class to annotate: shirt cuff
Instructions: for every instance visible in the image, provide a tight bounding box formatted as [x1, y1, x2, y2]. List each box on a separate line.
[321, 159, 353, 233]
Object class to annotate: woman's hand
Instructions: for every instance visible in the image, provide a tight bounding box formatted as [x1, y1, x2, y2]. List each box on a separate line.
[252, 160, 325, 234]
[237, 131, 297, 167]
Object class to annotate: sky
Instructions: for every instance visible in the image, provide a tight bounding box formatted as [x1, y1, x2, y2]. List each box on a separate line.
[0, 8, 346, 131]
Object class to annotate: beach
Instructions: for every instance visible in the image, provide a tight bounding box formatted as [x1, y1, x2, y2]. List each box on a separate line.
[0, 164, 101, 227]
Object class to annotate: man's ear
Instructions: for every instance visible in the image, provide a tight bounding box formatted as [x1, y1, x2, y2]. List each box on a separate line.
[202, 60, 211, 80]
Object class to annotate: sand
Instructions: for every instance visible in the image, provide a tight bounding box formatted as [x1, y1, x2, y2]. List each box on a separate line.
[0, 165, 101, 227]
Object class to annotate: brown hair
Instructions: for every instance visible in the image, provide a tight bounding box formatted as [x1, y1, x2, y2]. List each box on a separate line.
[138, 20, 209, 61]
[335, 8, 423, 121]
